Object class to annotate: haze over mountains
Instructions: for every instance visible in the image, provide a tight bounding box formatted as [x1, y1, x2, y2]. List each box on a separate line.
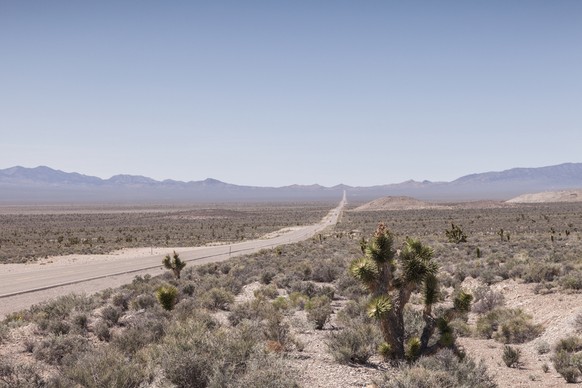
[1, 163, 582, 204]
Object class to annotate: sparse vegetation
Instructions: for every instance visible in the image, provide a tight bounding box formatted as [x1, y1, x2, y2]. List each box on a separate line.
[3, 200, 582, 386]
[502, 345, 522, 368]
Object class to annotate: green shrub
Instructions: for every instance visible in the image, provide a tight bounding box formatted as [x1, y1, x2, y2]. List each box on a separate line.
[502, 345, 521, 368]
[156, 285, 179, 311]
[326, 321, 381, 364]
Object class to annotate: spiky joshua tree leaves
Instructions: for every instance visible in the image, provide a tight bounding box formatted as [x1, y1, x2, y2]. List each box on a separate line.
[350, 223, 471, 361]
[163, 251, 187, 280]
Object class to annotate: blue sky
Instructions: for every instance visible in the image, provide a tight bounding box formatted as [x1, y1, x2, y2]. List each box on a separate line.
[1, 1, 581, 186]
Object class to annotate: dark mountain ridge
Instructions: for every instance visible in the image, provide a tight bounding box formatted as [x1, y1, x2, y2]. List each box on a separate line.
[1, 163, 581, 204]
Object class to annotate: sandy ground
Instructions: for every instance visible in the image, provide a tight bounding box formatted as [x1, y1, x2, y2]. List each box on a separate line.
[459, 278, 582, 387]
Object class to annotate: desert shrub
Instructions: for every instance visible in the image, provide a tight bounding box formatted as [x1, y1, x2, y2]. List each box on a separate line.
[29, 294, 97, 324]
[471, 286, 505, 314]
[156, 319, 219, 387]
[132, 293, 157, 310]
[272, 296, 290, 312]
[262, 313, 295, 350]
[476, 308, 543, 343]
[575, 313, 582, 333]
[288, 292, 309, 310]
[180, 282, 196, 296]
[305, 296, 333, 330]
[379, 349, 496, 388]
[33, 334, 89, 366]
[335, 272, 367, 300]
[311, 260, 340, 282]
[101, 305, 122, 326]
[47, 319, 71, 336]
[445, 223, 467, 243]
[560, 270, 582, 290]
[201, 287, 235, 311]
[502, 345, 522, 368]
[523, 262, 561, 283]
[0, 359, 47, 387]
[0, 323, 8, 344]
[111, 292, 131, 310]
[71, 313, 89, 334]
[93, 320, 111, 342]
[156, 285, 178, 311]
[60, 347, 150, 388]
[448, 318, 472, 338]
[260, 270, 275, 285]
[336, 299, 370, 325]
[552, 350, 582, 383]
[112, 324, 162, 356]
[326, 321, 381, 364]
[229, 298, 273, 326]
[554, 335, 582, 353]
[254, 284, 279, 300]
[288, 280, 320, 298]
[536, 340, 551, 355]
[230, 352, 298, 388]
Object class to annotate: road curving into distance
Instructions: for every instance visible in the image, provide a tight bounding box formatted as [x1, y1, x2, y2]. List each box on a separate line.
[0, 192, 347, 301]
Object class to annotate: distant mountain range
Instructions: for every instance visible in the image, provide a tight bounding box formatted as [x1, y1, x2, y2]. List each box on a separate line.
[1, 163, 582, 204]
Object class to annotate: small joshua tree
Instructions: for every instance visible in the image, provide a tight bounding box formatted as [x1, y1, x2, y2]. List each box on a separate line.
[156, 285, 178, 311]
[350, 223, 471, 361]
[446, 223, 467, 243]
[163, 251, 186, 280]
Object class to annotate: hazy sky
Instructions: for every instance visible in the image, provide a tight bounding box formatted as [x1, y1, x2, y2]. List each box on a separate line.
[1, 1, 581, 187]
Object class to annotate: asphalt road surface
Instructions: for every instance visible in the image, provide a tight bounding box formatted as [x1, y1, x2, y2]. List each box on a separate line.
[0, 194, 347, 305]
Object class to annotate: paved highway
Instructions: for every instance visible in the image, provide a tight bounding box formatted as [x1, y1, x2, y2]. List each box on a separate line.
[0, 193, 347, 299]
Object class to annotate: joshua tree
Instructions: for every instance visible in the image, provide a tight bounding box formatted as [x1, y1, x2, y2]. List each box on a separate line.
[350, 223, 471, 361]
[163, 251, 186, 280]
[445, 223, 467, 243]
